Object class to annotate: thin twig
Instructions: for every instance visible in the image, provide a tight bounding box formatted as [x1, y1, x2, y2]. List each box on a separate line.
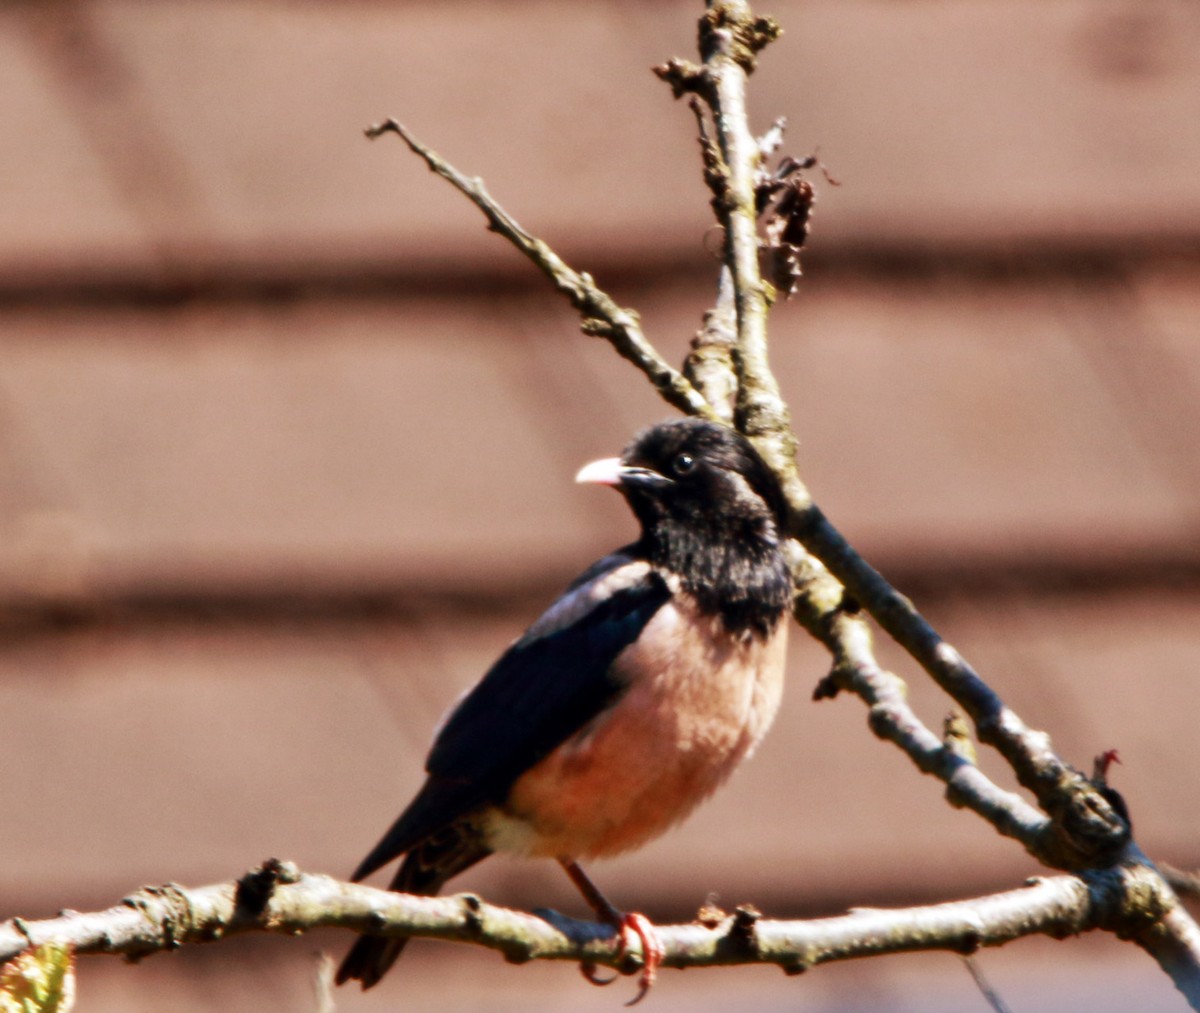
[963, 956, 1014, 1013]
[365, 119, 718, 423]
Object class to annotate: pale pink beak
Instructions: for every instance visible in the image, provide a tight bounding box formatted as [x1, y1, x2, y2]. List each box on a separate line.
[574, 457, 625, 487]
[576, 457, 674, 492]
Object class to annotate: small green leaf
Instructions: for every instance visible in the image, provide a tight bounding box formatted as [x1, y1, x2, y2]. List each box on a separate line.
[0, 943, 76, 1012]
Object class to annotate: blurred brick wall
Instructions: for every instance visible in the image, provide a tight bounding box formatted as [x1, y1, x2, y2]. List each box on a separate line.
[2, 2, 1199, 1010]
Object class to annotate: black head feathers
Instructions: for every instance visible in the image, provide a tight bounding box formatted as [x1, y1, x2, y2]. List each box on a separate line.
[614, 419, 793, 637]
[619, 419, 789, 533]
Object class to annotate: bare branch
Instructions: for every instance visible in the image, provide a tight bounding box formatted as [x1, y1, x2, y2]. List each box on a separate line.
[694, 2, 795, 454]
[657, 1, 1129, 874]
[0, 862, 1176, 981]
[364, 119, 718, 423]
[684, 266, 739, 422]
[667, 3, 1064, 863]
[794, 506, 1130, 868]
[658, 7, 1200, 1000]
[794, 547, 1050, 850]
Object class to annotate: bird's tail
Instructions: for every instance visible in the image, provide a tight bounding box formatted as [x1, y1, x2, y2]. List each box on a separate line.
[335, 826, 491, 990]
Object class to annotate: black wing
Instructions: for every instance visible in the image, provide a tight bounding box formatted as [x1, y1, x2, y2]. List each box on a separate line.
[350, 557, 670, 881]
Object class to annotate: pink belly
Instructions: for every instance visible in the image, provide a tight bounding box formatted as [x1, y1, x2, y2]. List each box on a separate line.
[484, 601, 787, 859]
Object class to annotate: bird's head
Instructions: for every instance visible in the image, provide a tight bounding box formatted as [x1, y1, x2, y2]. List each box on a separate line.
[576, 418, 789, 562]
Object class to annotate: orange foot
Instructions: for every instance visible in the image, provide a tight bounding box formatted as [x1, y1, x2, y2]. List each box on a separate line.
[619, 912, 665, 1006]
[578, 912, 664, 1006]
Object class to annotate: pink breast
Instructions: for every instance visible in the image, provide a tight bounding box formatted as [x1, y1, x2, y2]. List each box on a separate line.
[486, 601, 788, 860]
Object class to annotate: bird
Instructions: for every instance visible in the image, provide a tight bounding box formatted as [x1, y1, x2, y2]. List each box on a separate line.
[336, 417, 794, 1002]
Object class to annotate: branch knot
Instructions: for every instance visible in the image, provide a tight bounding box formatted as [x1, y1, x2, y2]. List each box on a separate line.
[121, 883, 195, 955]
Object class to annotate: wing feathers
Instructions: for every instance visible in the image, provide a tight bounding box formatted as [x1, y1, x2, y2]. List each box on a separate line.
[350, 558, 670, 880]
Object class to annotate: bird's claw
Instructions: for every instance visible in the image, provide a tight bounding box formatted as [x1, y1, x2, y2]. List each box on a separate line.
[577, 911, 664, 1003]
[579, 961, 617, 987]
[619, 912, 664, 1007]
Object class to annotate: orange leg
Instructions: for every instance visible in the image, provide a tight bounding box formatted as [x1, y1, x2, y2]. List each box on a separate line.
[558, 858, 665, 1006]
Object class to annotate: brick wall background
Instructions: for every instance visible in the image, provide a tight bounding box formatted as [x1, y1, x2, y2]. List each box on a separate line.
[3, 2, 1199, 1010]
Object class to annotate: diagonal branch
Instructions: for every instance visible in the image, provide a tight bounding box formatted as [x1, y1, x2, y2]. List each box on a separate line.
[658, 0, 1075, 867]
[365, 119, 718, 424]
[793, 506, 1130, 867]
[790, 546, 1051, 850]
[665, 0, 1129, 872]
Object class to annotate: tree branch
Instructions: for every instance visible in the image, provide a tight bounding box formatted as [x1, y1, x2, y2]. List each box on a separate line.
[655, 0, 1130, 875]
[1, 861, 1180, 981]
[794, 507, 1131, 868]
[365, 119, 719, 424]
[664, 2, 797, 464]
[792, 546, 1051, 851]
[654, 3, 1075, 866]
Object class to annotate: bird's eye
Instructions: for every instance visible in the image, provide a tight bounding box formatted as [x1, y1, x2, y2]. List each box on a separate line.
[672, 452, 696, 476]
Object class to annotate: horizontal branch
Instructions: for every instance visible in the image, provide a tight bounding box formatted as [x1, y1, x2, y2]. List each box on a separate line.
[0, 861, 1172, 979]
